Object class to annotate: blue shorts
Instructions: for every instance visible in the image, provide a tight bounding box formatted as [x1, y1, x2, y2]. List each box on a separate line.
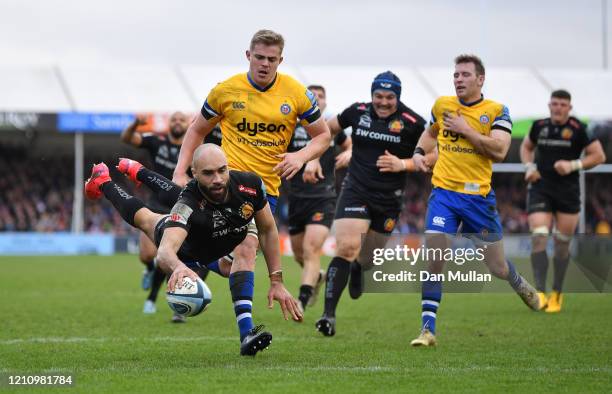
[267, 195, 278, 214]
[425, 188, 503, 242]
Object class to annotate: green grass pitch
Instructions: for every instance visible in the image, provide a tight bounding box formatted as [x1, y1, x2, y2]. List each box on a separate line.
[0, 254, 610, 393]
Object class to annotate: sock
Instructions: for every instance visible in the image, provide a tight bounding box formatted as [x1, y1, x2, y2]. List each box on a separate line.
[350, 260, 362, 282]
[147, 268, 166, 302]
[136, 167, 182, 207]
[145, 260, 154, 272]
[229, 271, 255, 341]
[421, 280, 442, 334]
[506, 259, 522, 291]
[197, 266, 210, 281]
[207, 260, 222, 276]
[552, 255, 570, 292]
[298, 285, 314, 310]
[323, 257, 351, 317]
[101, 182, 145, 226]
[531, 251, 548, 292]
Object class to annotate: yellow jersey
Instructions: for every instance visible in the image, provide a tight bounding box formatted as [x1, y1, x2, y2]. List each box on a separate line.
[201, 72, 321, 196]
[430, 95, 512, 196]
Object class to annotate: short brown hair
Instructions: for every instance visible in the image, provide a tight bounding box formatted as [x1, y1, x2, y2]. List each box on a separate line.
[250, 29, 285, 53]
[551, 89, 571, 101]
[455, 54, 485, 76]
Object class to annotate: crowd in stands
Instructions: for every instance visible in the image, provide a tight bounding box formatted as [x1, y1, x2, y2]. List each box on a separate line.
[1, 144, 610, 235]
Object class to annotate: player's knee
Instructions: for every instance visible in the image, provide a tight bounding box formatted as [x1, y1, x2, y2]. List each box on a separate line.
[531, 226, 549, 252]
[335, 238, 360, 261]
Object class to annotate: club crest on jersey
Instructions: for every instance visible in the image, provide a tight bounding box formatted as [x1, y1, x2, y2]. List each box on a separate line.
[359, 114, 371, 128]
[280, 103, 291, 115]
[388, 119, 404, 133]
[479, 114, 490, 124]
[240, 202, 255, 220]
[312, 212, 324, 222]
[561, 127, 573, 140]
[384, 218, 396, 232]
[238, 185, 257, 196]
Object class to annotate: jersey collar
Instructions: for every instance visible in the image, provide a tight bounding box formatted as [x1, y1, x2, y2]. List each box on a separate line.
[247, 72, 277, 92]
[458, 94, 484, 107]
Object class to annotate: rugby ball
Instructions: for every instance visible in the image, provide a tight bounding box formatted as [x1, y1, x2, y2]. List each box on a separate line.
[166, 277, 212, 317]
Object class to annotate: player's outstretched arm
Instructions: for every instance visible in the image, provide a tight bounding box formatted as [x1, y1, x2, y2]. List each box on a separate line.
[120, 115, 146, 146]
[156, 226, 198, 292]
[173, 113, 215, 186]
[254, 203, 303, 322]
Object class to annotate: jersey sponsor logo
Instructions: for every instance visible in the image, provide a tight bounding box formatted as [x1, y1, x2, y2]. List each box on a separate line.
[237, 118, 287, 136]
[388, 119, 404, 133]
[358, 114, 371, 128]
[345, 205, 367, 213]
[238, 184, 257, 196]
[237, 136, 286, 147]
[401, 112, 417, 123]
[169, 202, 193, 226]
[312, 212, 324, 222]
[463, 182, 480, 193]
[213, 223, 249, 238]
[240, 202, 255, 220]
[561, 127, 573, 140]
[280, 103, 291, 115]
[440, 143, 477, 154]
[537, 138, 571, 147]
[232, 101, 246, 110]
[384, 218, 396, 232]
[442, 129, 465, 143]
[355, 128, 401, 143]
[479, 114, 490, 124]
[357, 104, 367, 111]
[432, 216, 445, 227]
[212, 210, 227, 229]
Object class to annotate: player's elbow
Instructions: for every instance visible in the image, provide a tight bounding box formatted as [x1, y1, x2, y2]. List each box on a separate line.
[596, 150, 607, 165]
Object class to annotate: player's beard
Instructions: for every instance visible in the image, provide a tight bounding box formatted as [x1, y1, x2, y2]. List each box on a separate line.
[170, 126, 186, 140]
[199, 182, 228, 204]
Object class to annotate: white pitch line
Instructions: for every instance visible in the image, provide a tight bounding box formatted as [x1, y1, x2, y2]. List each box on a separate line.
[0, 336, 236, 345]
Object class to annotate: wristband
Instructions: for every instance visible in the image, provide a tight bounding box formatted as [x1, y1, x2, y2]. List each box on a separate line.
[524, 162, 537, 173]
[401, 159, 407, 171]
[269, 270, 283, 282]
[414, 147, 425, 156]
[570, 160, 583, 172]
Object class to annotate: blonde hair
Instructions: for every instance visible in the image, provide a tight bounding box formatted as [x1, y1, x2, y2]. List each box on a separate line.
[250, 29, 285, 53]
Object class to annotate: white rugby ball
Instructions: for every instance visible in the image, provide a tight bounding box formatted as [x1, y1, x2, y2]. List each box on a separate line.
[166, 277, 212, 317]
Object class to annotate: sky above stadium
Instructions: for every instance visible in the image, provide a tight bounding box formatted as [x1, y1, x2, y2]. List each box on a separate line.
[1, 0, 609, 68]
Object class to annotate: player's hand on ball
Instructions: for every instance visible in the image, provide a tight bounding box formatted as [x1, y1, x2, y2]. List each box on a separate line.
[335, 149, 352, 169]
[172, 172, 190, 188]
[376, 150, 403, 173]
[168, 265, 199, 292]
[274, 152, 305, 180]
[302, 159, 323, 184]
[553, 160, 573, 176]
[267, 282, 303, 322]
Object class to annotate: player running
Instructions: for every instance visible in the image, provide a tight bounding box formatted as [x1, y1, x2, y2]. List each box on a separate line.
[84, 144, 302, 356]
[120, 112, 197, 320]
[520, 89, 605, 312]
[410, 54, 541, 347]
[286, 85, 352, 312]
[171, 29, 331, 282]
[316, 71, 430, 336]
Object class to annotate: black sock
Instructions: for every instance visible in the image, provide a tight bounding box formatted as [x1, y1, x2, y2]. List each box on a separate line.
[145, 260, 154, 272]
[101, 182, 145, 227]
[298, 285, 314, 309]
[552, 255, 570, 292]
[197, 267, 210, 282]
[323, 257, 351, 317]
[531, 251, 549, 292]
[136, 167, 182, 207]
[147, 268, 166, 302]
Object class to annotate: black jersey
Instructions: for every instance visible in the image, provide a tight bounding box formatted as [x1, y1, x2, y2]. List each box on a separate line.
[163, 171, 267, 263]
[204, 125, 223, 146]
[337, 102, 425, 195]
[140, 134, 181, 180]
[529, 117, 596, 184]
[287, 122, 347, 198]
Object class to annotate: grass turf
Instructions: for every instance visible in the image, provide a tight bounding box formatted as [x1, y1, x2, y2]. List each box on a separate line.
[0, 254, 610, 393]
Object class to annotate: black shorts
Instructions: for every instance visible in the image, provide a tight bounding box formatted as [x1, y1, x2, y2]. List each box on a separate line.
[288, 196, 335, 235]
[527, 180, 580, 214]
[334, 181, 401, 234]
